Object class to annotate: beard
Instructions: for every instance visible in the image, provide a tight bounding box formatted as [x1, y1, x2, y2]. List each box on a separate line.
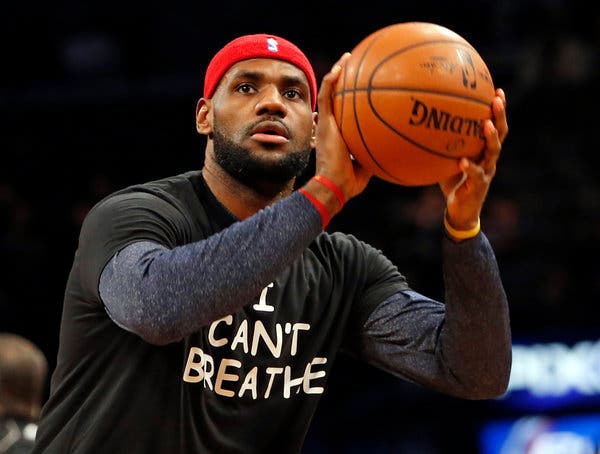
[212, 128, 312, 186]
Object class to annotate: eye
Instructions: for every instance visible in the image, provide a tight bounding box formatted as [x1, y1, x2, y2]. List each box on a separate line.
[236, 83, 256, 94]
[283, 88, 302, 100]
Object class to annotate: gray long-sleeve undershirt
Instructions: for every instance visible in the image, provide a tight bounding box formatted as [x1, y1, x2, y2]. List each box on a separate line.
[99, 191, 511, 397]
[100, 191, 322, 345]
[357, 235, 511, 398]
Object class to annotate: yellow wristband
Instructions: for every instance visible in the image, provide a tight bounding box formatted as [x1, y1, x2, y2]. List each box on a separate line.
[443, 212, 481, 240]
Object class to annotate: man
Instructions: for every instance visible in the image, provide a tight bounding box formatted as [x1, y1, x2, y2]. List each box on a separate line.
[0, 333, 48, 454]
[34, 34, 511, 453]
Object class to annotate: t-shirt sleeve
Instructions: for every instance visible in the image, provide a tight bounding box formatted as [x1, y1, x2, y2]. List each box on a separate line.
[77, 192, 189, 301]
[330, 233, 409, 335]
[356, 244, 409, 324]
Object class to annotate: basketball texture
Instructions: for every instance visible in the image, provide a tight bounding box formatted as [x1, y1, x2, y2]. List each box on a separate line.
[333, 22, 495, 186]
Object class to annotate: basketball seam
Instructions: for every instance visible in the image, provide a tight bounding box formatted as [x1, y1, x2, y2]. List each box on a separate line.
[335, 87, 491, 107]
[351, 30, 399, 181]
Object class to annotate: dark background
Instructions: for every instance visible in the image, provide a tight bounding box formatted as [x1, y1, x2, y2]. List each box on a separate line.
[1, 1, 599, 452]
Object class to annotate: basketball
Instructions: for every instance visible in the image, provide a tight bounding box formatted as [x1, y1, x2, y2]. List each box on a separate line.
[333, 22, 496, 186]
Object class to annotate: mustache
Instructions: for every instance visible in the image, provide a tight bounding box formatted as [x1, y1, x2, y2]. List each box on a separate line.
[244, 117, 290, 137]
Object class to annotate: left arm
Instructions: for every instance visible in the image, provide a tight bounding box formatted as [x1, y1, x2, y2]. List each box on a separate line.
[353, 89, 511, 399]
[355, 232, 511, 399]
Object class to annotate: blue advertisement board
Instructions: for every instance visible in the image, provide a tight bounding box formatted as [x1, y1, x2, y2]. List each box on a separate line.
[479, 414, 600, 454]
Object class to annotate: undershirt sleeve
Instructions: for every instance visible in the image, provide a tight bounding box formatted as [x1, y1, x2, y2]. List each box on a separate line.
[356, 232, 512, 399]
[99, 191, 322, 345]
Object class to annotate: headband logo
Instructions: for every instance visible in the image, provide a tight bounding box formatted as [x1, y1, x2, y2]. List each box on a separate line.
[267, 37, 279, 53]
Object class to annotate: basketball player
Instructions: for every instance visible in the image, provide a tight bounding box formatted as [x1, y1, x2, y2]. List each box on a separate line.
[33, 34, 510, 453]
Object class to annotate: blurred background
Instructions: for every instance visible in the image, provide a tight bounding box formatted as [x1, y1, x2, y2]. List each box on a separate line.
[1, 0, 599, 452]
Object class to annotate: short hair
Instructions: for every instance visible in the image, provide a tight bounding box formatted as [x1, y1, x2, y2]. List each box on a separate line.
[0, 333, 48, 418]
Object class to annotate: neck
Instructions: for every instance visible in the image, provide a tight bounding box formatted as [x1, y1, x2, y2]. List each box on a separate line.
[201, 161, 295, 220]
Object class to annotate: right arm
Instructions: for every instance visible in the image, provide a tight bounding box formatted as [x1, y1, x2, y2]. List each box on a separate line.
[98, 191, 321, 345]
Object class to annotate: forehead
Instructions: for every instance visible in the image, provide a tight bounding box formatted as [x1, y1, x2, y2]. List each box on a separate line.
[221, 58, 309, 85]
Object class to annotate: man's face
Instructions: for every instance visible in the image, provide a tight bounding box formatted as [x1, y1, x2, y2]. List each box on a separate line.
[207, 58, 316, 185]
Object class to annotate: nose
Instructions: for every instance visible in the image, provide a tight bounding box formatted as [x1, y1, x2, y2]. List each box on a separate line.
[255, 85, 287, 117]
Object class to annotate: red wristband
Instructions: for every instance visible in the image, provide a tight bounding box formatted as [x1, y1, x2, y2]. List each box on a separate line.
[298, 188, 330, 229]
[313, 175, 345, 209]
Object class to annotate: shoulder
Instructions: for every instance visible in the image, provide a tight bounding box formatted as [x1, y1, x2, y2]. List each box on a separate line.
[314, 230, 383, 256]
[85, 171, 203, 224]
[94, 171, 202, 210]
[311, 230, 397, 273]
[78, 171, 206, 250]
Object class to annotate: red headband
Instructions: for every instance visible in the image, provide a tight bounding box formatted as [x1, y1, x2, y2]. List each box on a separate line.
[203, 34, 317, 110]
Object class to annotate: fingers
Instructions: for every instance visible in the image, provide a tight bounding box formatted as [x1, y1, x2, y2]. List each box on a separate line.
[457, 117, 499, 188]
[445, 168, 468, 205]
[442, 88, 507, 222]
[495, 88, 506, 106]
[317, 52, 351, 116]
[473, 88, 508, 177]
[493, 88, 508, 142]
[476, 120, 500, 178]
[459, 157, 489, 187]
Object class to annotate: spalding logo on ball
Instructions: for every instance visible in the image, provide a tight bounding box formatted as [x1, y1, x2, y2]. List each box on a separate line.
[333, 22, 495, 186]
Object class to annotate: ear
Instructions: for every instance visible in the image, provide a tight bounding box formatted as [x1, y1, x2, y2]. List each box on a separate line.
[310, 111, 318, 149]
[196, 98, 213, 135]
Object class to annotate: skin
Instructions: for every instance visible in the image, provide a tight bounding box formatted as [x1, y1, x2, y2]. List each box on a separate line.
[196, 58, 318, 219]
[195, 53, 508, 237]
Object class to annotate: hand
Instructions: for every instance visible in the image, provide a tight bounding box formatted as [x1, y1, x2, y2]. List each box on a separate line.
[313, 53, 373, 203]
[439, 88, 508, 230]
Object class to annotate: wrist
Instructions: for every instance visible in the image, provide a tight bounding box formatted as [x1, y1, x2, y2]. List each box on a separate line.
[298, 176, 345, 229]
[443, 210, 481, 241]
[312, 175, 345, 210]
[298, 188, 330, 229]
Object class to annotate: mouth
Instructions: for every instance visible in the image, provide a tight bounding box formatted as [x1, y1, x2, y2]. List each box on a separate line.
[250, 121, 290, 145]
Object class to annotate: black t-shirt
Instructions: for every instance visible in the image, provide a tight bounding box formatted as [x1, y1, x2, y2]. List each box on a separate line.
[34, 171, 407, 454]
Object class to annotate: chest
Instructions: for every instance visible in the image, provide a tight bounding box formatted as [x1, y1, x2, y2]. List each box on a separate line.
[181, 264, 353, 401]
